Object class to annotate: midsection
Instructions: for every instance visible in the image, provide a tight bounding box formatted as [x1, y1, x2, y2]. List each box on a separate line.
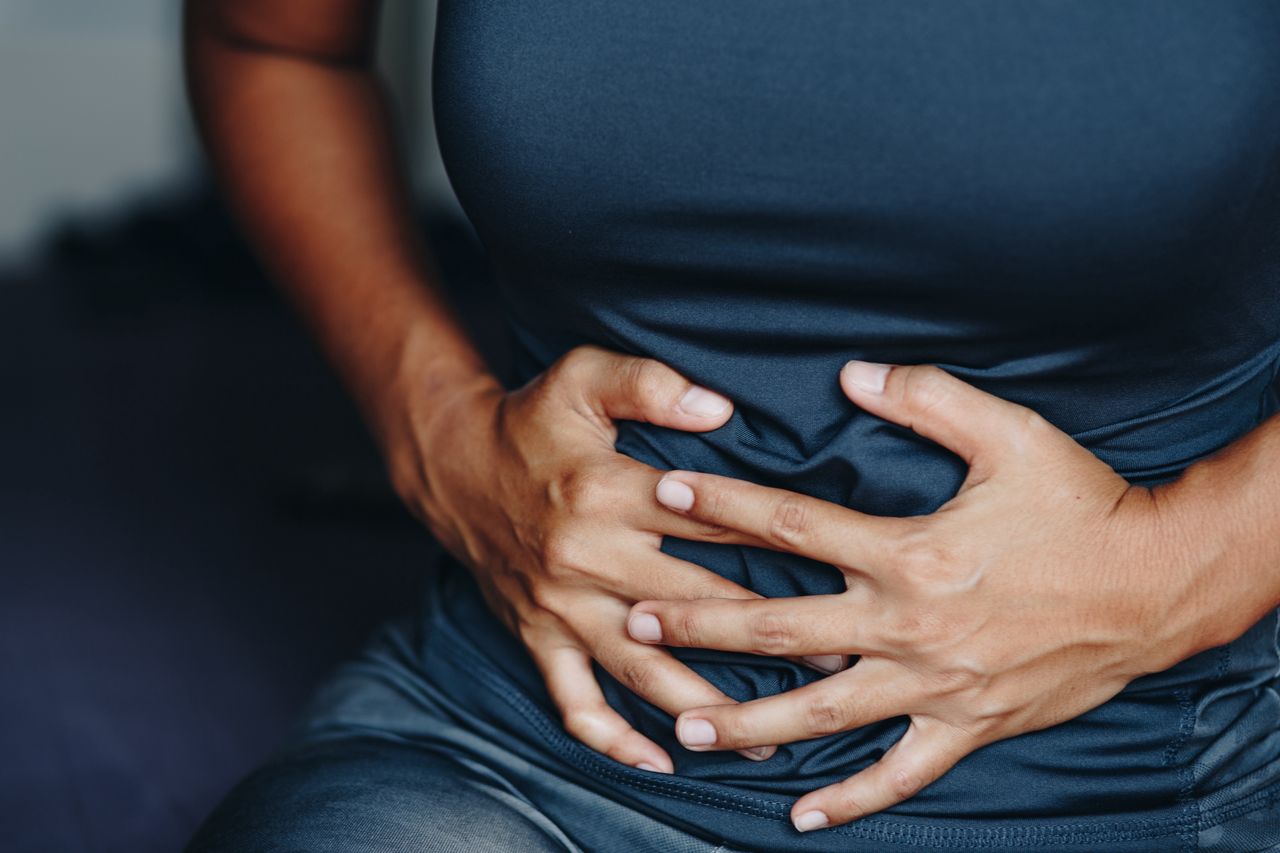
[436, 0, 1280, 482]
[432, 0, 1280, 815]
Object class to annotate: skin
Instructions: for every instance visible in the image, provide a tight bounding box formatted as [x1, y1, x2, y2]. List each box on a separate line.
[629, 359, 1280, 832]
[183, 0, 813, 774]
[184, 0, 1280, 836]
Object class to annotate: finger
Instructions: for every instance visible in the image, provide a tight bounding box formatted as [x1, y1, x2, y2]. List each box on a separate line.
[558, 345, 734, 432]
[653, 470, 911, 574]
[628, 594, 888, 658]
[609, 552, 764, 604]
[840, 360, 1051, 478]
[672, 657, 914, 752]
[607, 460, 772, 549]
[619, 567, 851, 676]
[580, 598, 778, 762]
[790, 717, 974, 832]
[533, 642, 675, 773]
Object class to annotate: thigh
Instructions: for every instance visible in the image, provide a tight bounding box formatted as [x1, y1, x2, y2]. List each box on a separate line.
[185, 736, 578, 853]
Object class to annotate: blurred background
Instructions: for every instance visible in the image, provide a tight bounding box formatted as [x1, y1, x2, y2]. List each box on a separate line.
[0, 3, 502, 850]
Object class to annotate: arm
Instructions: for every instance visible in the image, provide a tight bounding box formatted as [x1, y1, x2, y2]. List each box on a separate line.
[183, 0, 789, 772]
[182, 0, 489, 460]
[1160, 402, 1280, 655]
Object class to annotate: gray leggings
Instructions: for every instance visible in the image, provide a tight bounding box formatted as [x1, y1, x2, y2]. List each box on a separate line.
[186, 614, 1280, 853]
[184, 620, 739, 853]
[185, 737, 740, 853]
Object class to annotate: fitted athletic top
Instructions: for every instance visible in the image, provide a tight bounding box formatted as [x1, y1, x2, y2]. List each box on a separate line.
[427, 2, 1280, 849]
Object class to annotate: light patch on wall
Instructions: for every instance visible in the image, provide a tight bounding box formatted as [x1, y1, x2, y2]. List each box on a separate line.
[0, 0, 198, 262]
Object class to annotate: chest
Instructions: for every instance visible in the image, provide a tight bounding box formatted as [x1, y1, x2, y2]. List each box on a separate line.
[434, 1, 1280, 337]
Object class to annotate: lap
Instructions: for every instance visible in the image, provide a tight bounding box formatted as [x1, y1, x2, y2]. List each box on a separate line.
[185, 737, 578, 853]
[184, 614, 734, 853]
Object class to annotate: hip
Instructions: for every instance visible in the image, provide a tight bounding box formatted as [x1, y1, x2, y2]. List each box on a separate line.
[284, 556, 1280, 851]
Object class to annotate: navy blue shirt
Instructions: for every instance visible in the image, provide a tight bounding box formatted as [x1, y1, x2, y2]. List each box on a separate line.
[429, 2, 1280, 847]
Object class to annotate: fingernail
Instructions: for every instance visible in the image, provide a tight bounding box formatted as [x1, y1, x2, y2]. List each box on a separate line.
[635, 762, 669, 773]
[677, 717, 717, 748]
[678, 385, 731, 418]
[738, 746, 774, 761]
[803, 655, 845, 674]
[655, 477, 694, 511]
[844, 360, 890, 394]
[627, 612, 663, 643]
[794, 810, 830, 832]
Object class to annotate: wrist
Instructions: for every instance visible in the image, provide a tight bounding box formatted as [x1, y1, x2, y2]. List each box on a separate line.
[1148, 465, 1274, 661]
[364, 308, 498, 447]
[374, 320, 504, 511]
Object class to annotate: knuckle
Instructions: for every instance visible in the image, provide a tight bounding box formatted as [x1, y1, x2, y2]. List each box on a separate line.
[625, 358, 674, 406]
[931, 655, 992, 699]
[537, 529, 588, 575]
[897, 535, 951, 583]
[555, 345, 599, 381]
[543, 353, 584, 395]
[767, 495, 811, 546]
[970, 696, 1015, 728]
[901, 365, 953, 417]
[805, 693, 853, 736]
[833, 788, 870, 820]
[1017, 405, 1052, 436]
[673, 607, 704, 645]
[619, 657, 660, 696]
[894, 529, 976, 593]
[536, 529, 569, 567]
[888, 517, 930, 562]
[1012, 406, 1056, 454]
[711, 712, 753, 748]
[527, 580, 567, 614]
[704, 710, 737, 741]
[890, 768, 923, 799]
[696, 482, 732, 524]
[749, 611, 798, 656]
[556, 467, 615, 516]
[561, 707, 604, 743]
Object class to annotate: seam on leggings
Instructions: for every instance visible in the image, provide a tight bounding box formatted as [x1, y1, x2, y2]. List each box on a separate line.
[1161, 687, 1199, 853]
[1198, 784, 1280, 830]
[441, 629, 1214, 847]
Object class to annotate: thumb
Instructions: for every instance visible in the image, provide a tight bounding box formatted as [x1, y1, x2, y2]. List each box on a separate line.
[839, 360, 1032, 473]
[559, 345, 734, 432]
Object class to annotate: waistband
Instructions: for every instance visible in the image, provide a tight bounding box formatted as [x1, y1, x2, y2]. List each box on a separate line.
[420, 564, 1280, 851]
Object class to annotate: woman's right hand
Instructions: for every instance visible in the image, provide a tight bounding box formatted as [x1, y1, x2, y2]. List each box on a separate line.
[379, 342, 788, 772]
[185, 0, 791, 775]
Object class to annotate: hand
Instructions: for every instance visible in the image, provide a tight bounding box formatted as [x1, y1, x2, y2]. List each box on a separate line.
[383, 343, 800, 772]
[627, 360, 1204, 830]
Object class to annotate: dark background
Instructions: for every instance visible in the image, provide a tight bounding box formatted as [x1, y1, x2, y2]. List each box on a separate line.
[0, 4, 494, 851]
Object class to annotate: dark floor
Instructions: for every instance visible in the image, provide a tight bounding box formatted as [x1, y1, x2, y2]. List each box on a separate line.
[0, 191, 504, 853]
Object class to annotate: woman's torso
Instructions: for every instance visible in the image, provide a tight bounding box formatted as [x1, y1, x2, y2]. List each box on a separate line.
[427, 1, 1280, 847]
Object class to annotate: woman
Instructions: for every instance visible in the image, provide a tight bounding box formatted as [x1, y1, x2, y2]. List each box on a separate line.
[183, 1, 1280, 850]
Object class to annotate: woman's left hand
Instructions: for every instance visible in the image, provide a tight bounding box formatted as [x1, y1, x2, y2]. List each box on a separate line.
[627, 360, 1215, 833]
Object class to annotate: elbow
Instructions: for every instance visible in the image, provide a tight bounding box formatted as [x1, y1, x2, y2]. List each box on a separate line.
[182, 0, 379, 69]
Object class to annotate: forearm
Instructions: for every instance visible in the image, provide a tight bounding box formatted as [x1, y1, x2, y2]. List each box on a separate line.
[1159, 407, 1280, 655]
[182, 0, 496, 456]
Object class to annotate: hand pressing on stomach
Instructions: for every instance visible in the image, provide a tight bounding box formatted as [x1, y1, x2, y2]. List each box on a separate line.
[384, 342, 814, 772]
[629, 359, 1219, 830]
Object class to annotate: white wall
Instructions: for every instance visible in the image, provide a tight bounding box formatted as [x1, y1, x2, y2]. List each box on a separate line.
[378, 0, 461, 214]
[0, 0, 198, 263]
[0, 0, 458, 267]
